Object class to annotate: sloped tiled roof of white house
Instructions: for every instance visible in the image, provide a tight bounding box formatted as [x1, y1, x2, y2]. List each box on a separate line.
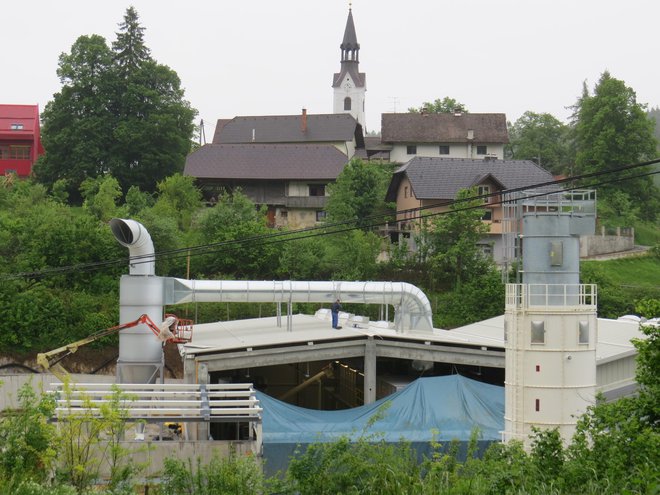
[381, 113, 509, 144]
[386, 157, 557, 201]
[184, 143, 349, 180]
[213, 113, 363, 146]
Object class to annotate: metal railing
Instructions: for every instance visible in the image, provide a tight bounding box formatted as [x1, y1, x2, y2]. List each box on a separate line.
[506, 284, 597, 309]
[49, 382, 262, 423]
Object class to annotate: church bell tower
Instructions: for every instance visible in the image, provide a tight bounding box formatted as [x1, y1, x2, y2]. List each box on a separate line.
[332, 6, 366, 129]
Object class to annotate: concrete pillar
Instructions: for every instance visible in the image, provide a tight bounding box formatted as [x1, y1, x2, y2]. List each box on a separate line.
[183, 356, 196, 384]
[197, 362, 210, 441]
[364, 337, 377, 404]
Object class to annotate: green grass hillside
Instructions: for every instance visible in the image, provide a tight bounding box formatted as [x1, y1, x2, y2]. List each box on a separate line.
[581, 252, 660, 318]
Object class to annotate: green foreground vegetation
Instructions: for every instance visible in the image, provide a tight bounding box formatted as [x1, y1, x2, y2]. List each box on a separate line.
[1, 324, 657, 494]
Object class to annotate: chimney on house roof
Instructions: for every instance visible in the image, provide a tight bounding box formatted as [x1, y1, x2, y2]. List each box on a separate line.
[301, 108, 307, 133]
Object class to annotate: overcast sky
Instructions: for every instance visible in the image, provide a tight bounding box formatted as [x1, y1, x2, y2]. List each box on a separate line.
[3, 0, 658, 136]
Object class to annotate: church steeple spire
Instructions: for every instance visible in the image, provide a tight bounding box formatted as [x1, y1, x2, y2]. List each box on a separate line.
[332, 5, 367, 129]
[340, 7, 359, 63]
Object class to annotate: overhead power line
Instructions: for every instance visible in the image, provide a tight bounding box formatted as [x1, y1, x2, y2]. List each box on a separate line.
[3, 158, 659, 281]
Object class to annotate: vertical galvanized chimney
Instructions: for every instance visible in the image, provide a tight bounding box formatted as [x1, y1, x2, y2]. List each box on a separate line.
[110, 218, 165, 384]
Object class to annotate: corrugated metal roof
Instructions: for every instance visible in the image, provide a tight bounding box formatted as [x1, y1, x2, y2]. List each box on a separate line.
[184, 143, 349, 180]
[381, 113, 509, 143]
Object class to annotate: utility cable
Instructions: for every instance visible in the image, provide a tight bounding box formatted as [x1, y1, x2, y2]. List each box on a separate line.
[2, 159, 659, 281]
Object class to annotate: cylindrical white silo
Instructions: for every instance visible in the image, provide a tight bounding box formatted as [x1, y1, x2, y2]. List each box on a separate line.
[504, 191, 597, 447]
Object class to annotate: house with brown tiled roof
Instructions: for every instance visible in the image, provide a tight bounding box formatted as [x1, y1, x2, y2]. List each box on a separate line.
[380, 112, 509, 163]
[385, 157, 556, 261]
[184, 143, 350, 228]
[212, 110, 364, 158]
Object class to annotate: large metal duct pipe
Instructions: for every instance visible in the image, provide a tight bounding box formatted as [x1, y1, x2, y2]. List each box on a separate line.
[110, 218, 155, 276]
[110, 218, 164, 383]
[165, 279, 433, 332]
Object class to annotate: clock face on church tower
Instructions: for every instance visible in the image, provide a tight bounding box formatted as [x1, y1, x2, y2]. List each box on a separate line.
[343, 80, 353, 90]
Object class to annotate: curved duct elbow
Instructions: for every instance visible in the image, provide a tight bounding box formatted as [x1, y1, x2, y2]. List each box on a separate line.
[110, 218, 155, 275]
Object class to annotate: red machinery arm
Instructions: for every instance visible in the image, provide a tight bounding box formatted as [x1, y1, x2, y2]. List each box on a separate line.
[36, 314, 193, 377]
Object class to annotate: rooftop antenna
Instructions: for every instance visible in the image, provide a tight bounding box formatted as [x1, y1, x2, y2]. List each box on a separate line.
[199, 119, 206, 145]
[388, 96, 400, 113]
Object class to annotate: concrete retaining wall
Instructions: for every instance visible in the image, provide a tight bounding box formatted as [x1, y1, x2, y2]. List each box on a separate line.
[98, 440, 259, 479]
[580, 227, 634, 258]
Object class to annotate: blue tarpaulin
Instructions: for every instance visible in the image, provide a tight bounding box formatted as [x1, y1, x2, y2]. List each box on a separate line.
[257, 374, 504, 473]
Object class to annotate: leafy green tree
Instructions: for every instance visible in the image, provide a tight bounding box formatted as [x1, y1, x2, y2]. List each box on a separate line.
[635, 297, 660, 319]
[0, 180, 122, 351]
[508, 111, 570, 174]
[112, 6, 151, 76]
[573, 71, 659, 220]
[148, 173, 202, 230]
[325, 158, 393, 229]
[124, 184, 154, 216]
[35, 35, 116, 202]
[408, 96, 468, 114]
[36, 8, 196, 201]
[56, 382, 145, 493]
[0, 382, 58, 485]
[194, 190, 278, 279]
[424, 188, 491, 288]
[80, 175, 127, 222]
[434, 269, 504, 329]
[277, 237, 327, 280]
[324, 230, 381, 280]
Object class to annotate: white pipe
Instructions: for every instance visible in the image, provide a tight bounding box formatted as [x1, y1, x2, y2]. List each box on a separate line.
[110, 218, 155, 276]
[166, 279, 433, 333]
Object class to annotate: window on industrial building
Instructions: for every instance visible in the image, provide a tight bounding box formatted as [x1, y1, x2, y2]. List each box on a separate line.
[531, 320, 545, 344]
[579, 320, 589, 344]
[10, 123, 24, 130]
[344, 97, 352, 111]
[316, 210, 327, 222]
[476, 145, 488, 155]
[439, 145, 450, 155]
[309, 184, 326, 196]
[406, 145, 417, 155]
